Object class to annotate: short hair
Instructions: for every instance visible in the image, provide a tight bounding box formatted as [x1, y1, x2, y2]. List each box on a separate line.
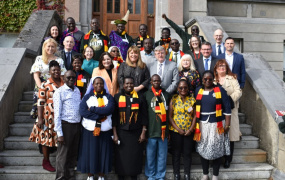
[151, 74, 161, 80]
[177, 54, 196, 72]
[201, 41, 212, 47]
[98, 52, 114, 70]
[123, 76, 134, 84]
[139, 24, 147, 29]
[178, 79, 189, 88]
[83, 46, 95, 59]
[225, 36, 234, 42]
[63, 35, 74, 43]
[125, 46, 146, 69]
[162, 27, 170, 34]
[202, 70, 214, 79]
[154, 46, 165, 52]
[49, 60, 60, 70]
[93, 76, 104, 84]
[47, 25, 61, 42]
[71, 54, 83, 64]
[66, 17, 75, 22]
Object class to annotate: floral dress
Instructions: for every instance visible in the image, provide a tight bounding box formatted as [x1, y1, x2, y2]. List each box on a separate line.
[29, 78, 64, 147]
[178, 69, 200, 97]
[30, 56, 66, 118]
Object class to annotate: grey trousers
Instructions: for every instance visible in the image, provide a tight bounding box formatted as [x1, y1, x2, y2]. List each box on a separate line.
[56, 121, 81, 180]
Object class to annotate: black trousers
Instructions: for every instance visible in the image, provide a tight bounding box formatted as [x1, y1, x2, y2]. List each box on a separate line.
[170, 131, 195, 175]
[200, 156, 222, 176]
[56, 121, 81, 180]
[225, 141, 235, 162]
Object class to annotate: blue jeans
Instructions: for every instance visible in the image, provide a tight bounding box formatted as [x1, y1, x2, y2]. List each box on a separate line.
[145, 137, 168, 180]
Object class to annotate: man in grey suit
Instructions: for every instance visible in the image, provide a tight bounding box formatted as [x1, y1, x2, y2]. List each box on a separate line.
[194, 42, 218, 77]
[148, 46, 178, 94]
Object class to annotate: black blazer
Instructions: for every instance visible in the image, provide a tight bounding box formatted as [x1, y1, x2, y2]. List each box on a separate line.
[59, 50, 80, 70]
[194, 56, 218, 77]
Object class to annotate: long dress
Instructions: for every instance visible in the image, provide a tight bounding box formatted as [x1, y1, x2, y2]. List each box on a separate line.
[29, 78, 64, 147]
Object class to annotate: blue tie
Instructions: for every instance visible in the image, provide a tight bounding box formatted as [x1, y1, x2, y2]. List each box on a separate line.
[66, 52, 71, 68]
[218, 45, 222, 55]
[204, 59, 209, 70]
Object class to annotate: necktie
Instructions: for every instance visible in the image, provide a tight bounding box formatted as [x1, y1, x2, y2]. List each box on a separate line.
[173, 52, 178, 62]
[66, 52, 71, 68]
[218, 45, 222, 55]
[204, 59, 209, 70]
[158, 63, 163, 77]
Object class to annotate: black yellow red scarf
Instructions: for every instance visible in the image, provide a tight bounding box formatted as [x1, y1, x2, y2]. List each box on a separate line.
[194, 86, 224, 141]
[152, 87, 167, 141]
[161, 37, 171, 43]
[139, 35, 150, 51]
[93, 90, 107, 136]
[118, 90, 139, 124]
[113, 56, 124, 69]
[83, 30, 108, 51]
[168, 50, 185, 61]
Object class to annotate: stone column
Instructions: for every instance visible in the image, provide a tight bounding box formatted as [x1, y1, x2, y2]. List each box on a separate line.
[187, 0, 207, 19]
[64, 0, 81, 30]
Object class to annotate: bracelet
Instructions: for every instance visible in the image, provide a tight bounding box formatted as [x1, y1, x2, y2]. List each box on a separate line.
[225, 126, 231, 128]
[143, 128, 147, 131]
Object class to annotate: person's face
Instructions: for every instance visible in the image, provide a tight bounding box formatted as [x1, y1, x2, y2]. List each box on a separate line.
[182, 59, 191, 69]
[214, 30, 223, 44]
[90, 19, 100, 32]
[49, 66, 61, 79]
[110, 47, 119, 58]
[151, 75, 161, 89]
[201, 44, 212, 58]
[128, 50, 139, 64]
[202, 73, 214, 88]
[178, 81, 189, 96]
[64, 71, 76, 88]
[84, 47, 94, 60]
[123, 78, 134, 93]
[225, 39, 235, 52]
[216, 63, 227, 75]
[50, 26, 59, 38]
[102, 55, 112, 69]
[45, 42, 56, 55]
[190, 37, 199, 49]
[155, 50, 166, 63]
[143, 39, 153, 52]
[191, 26, 199, 36]
[117, 24, 125, 34]
[93, 78, 104, 92]
[139, 25, 147, 37]
[170, 40, 180, 52]
[66, 18, 76, 32]
[72, 58, 82, 72]
[63, 36, 75, 51]
[161, 29, 170, 39]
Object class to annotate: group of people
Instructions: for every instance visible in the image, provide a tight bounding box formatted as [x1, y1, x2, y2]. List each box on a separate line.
[28, 11, 245, 180]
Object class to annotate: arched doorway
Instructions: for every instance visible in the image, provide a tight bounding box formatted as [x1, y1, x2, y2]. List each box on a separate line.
[92, 0, 155, 38]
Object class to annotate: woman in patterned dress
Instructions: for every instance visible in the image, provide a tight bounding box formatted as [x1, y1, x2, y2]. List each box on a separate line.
[29, 61, 64, 172]
[177, 54, 200, 97]
[169, 79, 196, 180]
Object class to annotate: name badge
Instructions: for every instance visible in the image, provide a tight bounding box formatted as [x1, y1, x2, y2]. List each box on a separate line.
[203, 91, 209, 95]
[165, 106, 168, 110]
[188, 107, 193, 113]
[81, 78, 86, 83]
[122, 38, 129, 43]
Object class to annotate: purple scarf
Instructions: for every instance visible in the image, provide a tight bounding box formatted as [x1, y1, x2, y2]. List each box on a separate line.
[109, 31, 129, 60]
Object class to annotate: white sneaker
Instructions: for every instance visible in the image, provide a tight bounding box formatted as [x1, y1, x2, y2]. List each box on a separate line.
[98, 176, 104, 180]
[201, 174, 209, 180]
[212, 175, 218, 180]
[87, 176, 94, 180]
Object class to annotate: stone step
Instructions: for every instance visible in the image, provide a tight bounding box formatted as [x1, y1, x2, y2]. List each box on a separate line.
[4, 136, 37, 150]
[14, 112, 34, 123]
[239, 112, 246, 124]
[18, 101, 33, 112]
[23, 91, 33, 101]
[235, 136, 259, 149]
[240, 124, 252, 135]
[0, 163, 274, 180]
[9, 123, 34, 136]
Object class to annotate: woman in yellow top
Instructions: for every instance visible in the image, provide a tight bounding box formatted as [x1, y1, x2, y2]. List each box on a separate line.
[169, 79, 197, 180]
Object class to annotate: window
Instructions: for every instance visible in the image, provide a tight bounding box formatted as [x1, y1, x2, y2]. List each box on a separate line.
[233, 38, 244, 53]
[148, 0, 154, 14]
[93, 0, 100, 12]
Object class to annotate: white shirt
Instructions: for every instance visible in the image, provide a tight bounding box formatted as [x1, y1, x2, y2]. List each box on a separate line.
[157, 60, 166, 78]
[225, 52, 234, 70]
[169, 50, 182, 67]
[203, 56, 212, 70]
[53, 84, 81, 137]
[215, 43, 225, 56]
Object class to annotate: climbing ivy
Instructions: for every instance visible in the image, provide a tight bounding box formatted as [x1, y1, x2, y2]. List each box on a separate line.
[0, 0, 37, 32]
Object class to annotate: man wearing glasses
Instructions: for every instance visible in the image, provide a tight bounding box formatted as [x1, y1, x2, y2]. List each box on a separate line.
[167, 39, 185, 67]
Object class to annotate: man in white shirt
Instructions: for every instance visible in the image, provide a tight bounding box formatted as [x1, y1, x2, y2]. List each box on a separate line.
[211, 28, 226, 58]
[167, 39, 185, 67]
[148, 46, 178, 94]
[140, 38, 156, 67]
[53, 70, 81, 180]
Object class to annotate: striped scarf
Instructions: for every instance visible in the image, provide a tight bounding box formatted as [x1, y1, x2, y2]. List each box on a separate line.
[194, 86, 224, 141]
[93, 90, 107, 136]
[168, 50, 185, 61]
[151, 87, 167, 141]
[139, 35, 149, 51]
[83, 30, 108, 52]
[118, 90, 139, 124]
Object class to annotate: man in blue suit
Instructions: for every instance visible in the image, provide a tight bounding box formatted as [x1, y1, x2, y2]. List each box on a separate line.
[211, 28, 225, 58]
[217, 37, 246, 88]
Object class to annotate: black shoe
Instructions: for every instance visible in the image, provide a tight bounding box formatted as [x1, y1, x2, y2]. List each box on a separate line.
[184, 174, 190, 180]
[174, 174, 180, 180]
[224, 159, 230, 169]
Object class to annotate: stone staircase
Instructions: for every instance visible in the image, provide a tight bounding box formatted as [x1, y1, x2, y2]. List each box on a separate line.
[0, 91, 274, 180]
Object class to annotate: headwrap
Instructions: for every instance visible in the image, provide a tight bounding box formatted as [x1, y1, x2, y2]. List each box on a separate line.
[118, 90, 139, 124]
[85, 76, 109, 96]
[194, 86, 224, 141]
[108, 46, 124, 69]
[111, 10, 130, 25]
[151, 87, 167, 141]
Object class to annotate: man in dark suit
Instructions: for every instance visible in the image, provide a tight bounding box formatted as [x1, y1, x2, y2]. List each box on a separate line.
[211, 28, 226, 58]
[148, 46, 179, 94]
[59, 36, 80, 70]
[217, 37, 246, 88]
[194, 41, 218, 77]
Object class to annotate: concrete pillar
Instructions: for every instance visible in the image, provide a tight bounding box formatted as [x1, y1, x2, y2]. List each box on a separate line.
[64, 0, 81, 30]
[187, 0, 207, 18]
